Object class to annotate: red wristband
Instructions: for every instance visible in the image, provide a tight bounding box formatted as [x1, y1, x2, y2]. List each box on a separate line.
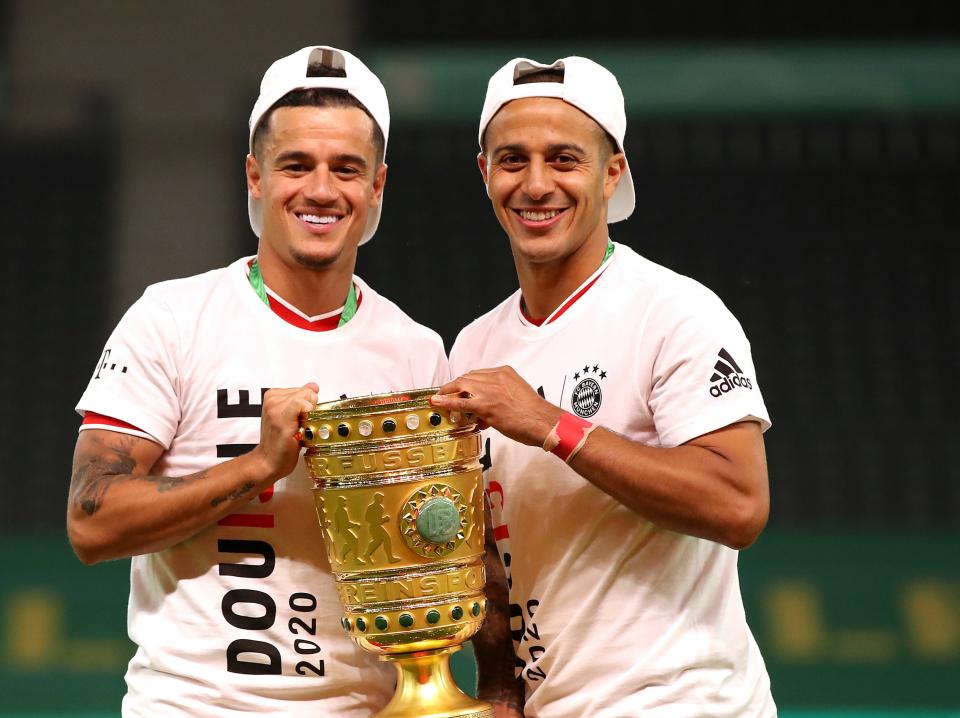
[543, 411, 596, 463]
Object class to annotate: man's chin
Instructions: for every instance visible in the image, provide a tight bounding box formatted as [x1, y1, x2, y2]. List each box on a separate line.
[509, 235, 567, 264]
[291, 248, 339, 270]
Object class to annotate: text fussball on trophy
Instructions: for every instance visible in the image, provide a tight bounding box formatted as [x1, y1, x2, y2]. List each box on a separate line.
[300, 389, 493, 718]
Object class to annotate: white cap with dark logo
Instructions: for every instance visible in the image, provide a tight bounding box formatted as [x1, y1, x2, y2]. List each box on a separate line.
[479, 56, 635, 223]
[248, 46, 390, 245]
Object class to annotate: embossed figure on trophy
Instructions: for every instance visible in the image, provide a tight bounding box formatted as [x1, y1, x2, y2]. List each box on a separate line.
[364, 492, 401, 564]
[334, 495, 364, 565]
[316, 496, 339, 565]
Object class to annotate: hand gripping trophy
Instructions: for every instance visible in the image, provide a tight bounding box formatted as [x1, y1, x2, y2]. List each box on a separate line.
[300, 389, 493, 718]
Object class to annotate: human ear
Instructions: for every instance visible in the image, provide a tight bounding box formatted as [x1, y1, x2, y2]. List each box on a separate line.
[603, 152, 626, 200]
[477, 152, 491, 198]
[246, 154, 263, 198]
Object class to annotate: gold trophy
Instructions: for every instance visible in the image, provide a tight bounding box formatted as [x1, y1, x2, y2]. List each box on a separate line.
[300, 389, 493, 718]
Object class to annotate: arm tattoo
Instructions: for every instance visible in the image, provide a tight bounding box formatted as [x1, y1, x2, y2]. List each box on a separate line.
[70, 433, 209, 516]
[210, 481, 256, 508]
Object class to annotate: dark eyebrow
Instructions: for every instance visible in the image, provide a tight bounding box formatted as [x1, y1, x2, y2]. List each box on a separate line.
[273, 150, 312, 165]
[491, 142, 587, 157]
[546, 142, 587, 155]
[331, 153, 370, 169]
[273, 150, 369, 169]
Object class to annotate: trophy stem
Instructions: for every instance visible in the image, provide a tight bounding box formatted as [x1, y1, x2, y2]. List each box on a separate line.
[374, 646, 493, 718]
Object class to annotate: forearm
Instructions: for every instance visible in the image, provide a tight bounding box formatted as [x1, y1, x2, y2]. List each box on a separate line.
[474, 592, 524, 712]
[69, 384, 318, 564]
[474, 529, 525, 715]
[432, 369, 769, 549]
[568, 421, 768, 549]
[68, 441, 277, 564]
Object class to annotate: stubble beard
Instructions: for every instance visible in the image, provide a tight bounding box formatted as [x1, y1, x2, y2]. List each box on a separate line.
[291, 248, 339, 270]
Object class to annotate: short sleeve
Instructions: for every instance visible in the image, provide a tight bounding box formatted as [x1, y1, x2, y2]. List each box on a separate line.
[448, 323, 483, 378]
[448, 332, 468, 379]
[75, 288, 182, 448]
[429, 340, 452, 387]
[647, 284, 770, 448]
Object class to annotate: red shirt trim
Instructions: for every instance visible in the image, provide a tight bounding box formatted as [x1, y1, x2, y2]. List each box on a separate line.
[520, 268, 608, 327]
[82, 412, 143, 433]
[247, 259, 360, 332]
[265, 297, 342, 331]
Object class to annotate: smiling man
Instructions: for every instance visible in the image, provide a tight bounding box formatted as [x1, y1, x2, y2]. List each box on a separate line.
[432, 57, 776, 716]
[68, 46, 447, 717]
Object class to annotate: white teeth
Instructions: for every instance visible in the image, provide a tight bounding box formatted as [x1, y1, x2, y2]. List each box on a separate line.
[520, 209, 560, 222]
[300, 213, 338, 225]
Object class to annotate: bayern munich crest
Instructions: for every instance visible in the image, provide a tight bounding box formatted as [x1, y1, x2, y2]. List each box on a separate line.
[568, 363, 607, 418]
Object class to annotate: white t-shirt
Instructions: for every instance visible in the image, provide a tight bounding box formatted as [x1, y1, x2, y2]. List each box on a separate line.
[450, 242, 775, 718]
[76, 257, 449, 718]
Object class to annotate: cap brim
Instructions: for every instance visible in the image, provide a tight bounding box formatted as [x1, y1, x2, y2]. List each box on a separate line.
[607, 155, 635, 223]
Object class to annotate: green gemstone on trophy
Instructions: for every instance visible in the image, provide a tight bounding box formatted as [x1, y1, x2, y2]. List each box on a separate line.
[471, 602, 481, 616]
[415, 497, 460, 544]
[451, 606, 464, 620]
[356, 617, 366, 632]
[426, 609, 441, 624]
[375, 616, 388, 630]
[399, 612, 414, 628]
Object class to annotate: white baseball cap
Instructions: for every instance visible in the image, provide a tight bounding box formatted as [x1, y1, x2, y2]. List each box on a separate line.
[479, 56, 635, 223]
[247, 45, 390, 245]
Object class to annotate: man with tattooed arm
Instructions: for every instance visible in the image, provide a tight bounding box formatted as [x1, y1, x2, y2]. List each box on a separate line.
[69, 46, 447, 717]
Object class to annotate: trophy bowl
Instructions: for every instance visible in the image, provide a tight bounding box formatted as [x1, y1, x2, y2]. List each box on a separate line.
[301, 388, 493, 718]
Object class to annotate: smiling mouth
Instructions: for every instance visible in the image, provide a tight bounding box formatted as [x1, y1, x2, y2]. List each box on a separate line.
[297, 212, 341, 226]
[513, 208, 568, 222]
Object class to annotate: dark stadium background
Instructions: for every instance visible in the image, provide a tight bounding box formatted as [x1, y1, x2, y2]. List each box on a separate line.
[1, 2, 958, 715]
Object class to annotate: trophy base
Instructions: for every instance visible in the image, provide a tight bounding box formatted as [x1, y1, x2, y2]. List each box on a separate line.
[375, 646, 494, 718]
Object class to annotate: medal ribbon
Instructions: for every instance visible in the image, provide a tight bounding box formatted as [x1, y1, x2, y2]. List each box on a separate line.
[248, 259, 356, 327]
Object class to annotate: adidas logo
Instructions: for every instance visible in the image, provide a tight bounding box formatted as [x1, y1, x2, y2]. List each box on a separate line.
[709, 348, 753, 398]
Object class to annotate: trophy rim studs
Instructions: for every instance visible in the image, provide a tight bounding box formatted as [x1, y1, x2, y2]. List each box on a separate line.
[375, 616, 389, 630]
[300, 390, 478, 448]
[426, 609, 441, 624]
[399, 612, 414, 628]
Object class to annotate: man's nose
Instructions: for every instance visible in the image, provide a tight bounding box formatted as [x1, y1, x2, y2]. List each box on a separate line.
[522, 159, 555, 201]
[303, 167, 338, 203]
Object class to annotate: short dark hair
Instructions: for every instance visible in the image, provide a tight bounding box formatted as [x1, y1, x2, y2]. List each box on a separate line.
[514, 67, 565, 85]
[481, 66, 619, 156]
[251, 88, 385, 164]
